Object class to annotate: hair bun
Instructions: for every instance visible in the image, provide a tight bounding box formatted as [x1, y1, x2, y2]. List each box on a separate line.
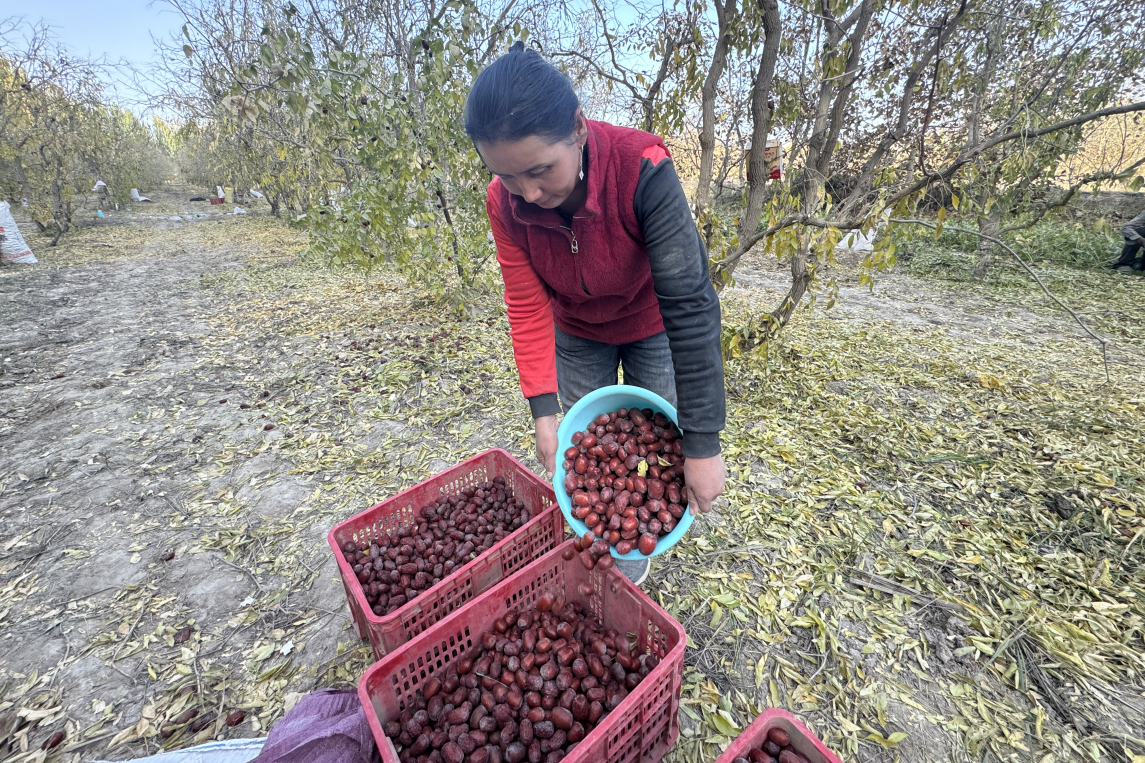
[465, 41, 580, 145]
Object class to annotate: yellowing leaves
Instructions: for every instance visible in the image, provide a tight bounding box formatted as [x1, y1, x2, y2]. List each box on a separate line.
[709, 711, 740, 737]
[976, 372, 1006, 389]
[867, 730, 909, 748]
[1091, 601, 1129, 615]
[754, 655, 768, 688]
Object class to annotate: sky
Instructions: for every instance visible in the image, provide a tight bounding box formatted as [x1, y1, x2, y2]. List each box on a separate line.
[4, 0, 183, 78]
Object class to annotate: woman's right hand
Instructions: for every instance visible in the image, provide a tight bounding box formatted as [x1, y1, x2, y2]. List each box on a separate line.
[535, 415, 559, 477]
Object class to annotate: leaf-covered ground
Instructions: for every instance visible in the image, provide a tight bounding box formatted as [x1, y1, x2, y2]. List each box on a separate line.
[0, 191, 1142, 763]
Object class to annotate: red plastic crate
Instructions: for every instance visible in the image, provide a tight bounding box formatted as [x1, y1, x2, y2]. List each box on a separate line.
[715, 708, 842, 763]
[328, 448, 563, 660]
[359, 539, 686, 763]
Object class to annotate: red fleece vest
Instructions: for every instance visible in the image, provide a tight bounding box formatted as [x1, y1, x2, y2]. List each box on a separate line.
[488, 120, 667, 344]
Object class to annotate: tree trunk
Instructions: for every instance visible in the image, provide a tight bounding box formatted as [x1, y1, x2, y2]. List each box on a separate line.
[695, 0, 734, 216]
[757, 0, 872, 334]
[13, 156, 36, 210]
[435, 184, 466, 285]
[967, 22, 1000, 149]
[972, 203, 1002, 278]
[768, 230, 816, 330]
[736, 0, 781, 246]
[48, 173, 70, 247]
[708, 0, 781, 290]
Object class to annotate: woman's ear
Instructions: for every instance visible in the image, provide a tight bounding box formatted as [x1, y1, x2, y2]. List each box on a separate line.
[573, 109, 588, 144]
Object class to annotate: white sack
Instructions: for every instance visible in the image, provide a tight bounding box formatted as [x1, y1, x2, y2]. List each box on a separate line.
[0, 201, 37, 264]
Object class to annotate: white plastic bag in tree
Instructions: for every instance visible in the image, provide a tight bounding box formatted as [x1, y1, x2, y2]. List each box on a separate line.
[0, 201, 37, 265]
[835, 229, 877, 254]
[249, 189, 265, 199]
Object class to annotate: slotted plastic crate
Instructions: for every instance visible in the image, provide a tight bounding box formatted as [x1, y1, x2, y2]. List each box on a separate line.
[328, 448, 563, 660]
[715, 708, 842, 763]
[359, 539, 686, 763]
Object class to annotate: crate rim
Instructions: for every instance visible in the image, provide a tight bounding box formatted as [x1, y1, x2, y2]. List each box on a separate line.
[715, 707, 842, 763]
[326, 448, 557, 629]
[357, 537, 687, 763]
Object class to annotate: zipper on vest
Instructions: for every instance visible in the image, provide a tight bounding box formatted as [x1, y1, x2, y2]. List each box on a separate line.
[560, 223, 579, 254]
[559, 223, 589, 293]
[510, 205, 590, 292]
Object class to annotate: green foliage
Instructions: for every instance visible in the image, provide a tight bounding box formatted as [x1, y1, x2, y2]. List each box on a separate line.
[166, 0, 518, 306]
[291, 24, 500, 298]
[0, 25, 171, 243]
[893, 217, 1119, 281]
[1011, 222, 1119, 269]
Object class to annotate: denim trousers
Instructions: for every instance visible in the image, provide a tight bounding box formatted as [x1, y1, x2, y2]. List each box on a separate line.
[1116, 226, 1145, 265]
[1117, 239, 1143, 265]
[554, 325, 678, 413]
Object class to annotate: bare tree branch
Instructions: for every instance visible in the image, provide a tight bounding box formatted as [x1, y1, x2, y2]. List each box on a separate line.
[997, 158, 1145, 235]
[883, 100, 1145, 211]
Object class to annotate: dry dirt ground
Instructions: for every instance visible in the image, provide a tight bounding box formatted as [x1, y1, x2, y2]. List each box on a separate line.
[1, 189, 1143, 763]
[0, 194, 377, 761]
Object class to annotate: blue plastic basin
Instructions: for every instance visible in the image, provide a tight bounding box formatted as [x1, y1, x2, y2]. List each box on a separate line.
[553, 384, 694, 559]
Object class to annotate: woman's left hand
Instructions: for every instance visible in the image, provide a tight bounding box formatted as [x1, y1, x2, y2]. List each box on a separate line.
[684, 454, 726, 515]
[535, 415, 559, 478]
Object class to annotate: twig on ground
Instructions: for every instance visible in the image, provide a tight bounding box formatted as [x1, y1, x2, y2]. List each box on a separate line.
[218, 557, 263, 595]
[848, 568, 965, 614]
[110, 596, 152, 666]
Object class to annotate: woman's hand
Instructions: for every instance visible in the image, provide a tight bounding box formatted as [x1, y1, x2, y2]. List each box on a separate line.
[684, 454, 726, 515]
[535, 415, 559, 477]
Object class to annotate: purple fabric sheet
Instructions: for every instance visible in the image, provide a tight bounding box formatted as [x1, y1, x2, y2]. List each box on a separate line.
[252, 689, 380, 763]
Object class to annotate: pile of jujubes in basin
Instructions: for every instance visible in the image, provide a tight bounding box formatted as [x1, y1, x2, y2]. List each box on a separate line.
[562, 407, 687, 564]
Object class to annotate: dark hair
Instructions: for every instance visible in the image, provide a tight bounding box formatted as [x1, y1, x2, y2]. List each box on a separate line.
[465, 42, 580, 145]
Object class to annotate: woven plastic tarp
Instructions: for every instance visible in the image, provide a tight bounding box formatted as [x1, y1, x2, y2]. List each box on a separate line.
[92, 738, 264, 763]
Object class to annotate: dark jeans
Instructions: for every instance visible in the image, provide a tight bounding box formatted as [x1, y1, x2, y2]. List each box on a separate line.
[554, 325, 677, 413]
[1117, 227, 1145, 266]
[1117, 239, 1143, 265]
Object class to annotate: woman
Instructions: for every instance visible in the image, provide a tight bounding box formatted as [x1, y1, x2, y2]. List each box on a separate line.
[465, 43, 726, 584]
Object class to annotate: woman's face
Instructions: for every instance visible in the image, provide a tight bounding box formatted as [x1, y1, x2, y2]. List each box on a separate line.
[477, 114, 586, 209]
